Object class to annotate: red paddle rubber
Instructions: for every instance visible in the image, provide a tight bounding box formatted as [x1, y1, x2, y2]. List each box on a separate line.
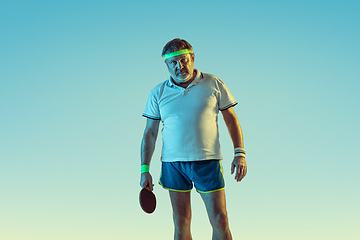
[139, 188, 156, 214]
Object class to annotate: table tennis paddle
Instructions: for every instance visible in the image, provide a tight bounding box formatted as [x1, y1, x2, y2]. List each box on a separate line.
[139, 188, 156, 214]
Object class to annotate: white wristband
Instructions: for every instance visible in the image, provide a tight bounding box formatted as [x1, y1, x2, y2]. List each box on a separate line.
[234, 147, 245, 153]
[235, 153, 246, 157]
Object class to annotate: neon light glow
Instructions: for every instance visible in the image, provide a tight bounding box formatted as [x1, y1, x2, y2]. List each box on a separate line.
[163, 49, 192, 59]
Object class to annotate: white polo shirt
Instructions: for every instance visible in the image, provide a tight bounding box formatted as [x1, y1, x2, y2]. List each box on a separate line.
[143, 70, 237, 162]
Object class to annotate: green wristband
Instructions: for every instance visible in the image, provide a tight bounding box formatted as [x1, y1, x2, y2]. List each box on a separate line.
[141, 165, 149, 174]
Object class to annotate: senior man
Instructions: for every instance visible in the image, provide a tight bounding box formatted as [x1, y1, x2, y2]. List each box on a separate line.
[140, 38, 247, 240]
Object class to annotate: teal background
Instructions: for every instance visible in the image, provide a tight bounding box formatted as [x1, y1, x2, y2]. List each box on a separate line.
[1, 0, 359, 239]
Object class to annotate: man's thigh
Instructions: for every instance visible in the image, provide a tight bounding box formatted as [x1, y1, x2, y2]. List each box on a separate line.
[169, 191, 192, 218]
[199, 189, 228, 221]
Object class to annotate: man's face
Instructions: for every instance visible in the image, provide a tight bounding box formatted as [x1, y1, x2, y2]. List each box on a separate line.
[165, 53, 195, 85]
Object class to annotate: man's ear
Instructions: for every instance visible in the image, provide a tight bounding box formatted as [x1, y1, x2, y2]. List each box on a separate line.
[191, 53, 195, 62]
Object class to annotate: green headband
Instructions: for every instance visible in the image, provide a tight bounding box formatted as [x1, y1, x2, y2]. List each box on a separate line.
[163, 49, 193, 59]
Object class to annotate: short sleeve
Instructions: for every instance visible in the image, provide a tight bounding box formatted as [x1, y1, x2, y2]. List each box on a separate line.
[217, 79, 238, 111]
[142, 89, 161, 120]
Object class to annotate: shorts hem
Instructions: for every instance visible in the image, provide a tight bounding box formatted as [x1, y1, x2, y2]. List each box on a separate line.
[196, 187, 225, 194]
[158, 180, 192, 192]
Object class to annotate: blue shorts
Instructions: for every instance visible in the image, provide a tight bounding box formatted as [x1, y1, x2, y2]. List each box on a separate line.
[159, 160, 225, 193]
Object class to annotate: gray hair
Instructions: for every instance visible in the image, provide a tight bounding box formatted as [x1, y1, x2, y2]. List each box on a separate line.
[161, 38, 193, 57]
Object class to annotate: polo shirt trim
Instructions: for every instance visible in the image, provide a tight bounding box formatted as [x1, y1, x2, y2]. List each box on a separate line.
[142, 113, 161, 120]
[220, 102, 238, 111]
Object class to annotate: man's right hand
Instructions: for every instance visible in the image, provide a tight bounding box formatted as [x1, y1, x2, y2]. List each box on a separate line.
[140, 172, 154, 191]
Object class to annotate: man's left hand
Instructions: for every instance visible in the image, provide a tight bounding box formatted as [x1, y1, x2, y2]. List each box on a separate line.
[231, 156, 247, 182]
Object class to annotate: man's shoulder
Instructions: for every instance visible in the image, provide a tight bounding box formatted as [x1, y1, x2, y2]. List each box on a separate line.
[149, 79, 169, 93]
[200, 72, 225, 86]
[201, 72, 217, 79]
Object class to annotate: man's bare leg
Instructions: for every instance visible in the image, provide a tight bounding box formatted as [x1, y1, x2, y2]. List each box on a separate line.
[200, 189, 232, 240]
[169, 191, 193, 240]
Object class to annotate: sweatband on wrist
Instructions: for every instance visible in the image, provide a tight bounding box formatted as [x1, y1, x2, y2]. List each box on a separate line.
[163, 49, 193, 59]
[234, 147, 246, 154]
[234, 147, 245, 158]
[141, 165, 149, 174]
[235, 153, 246, 157]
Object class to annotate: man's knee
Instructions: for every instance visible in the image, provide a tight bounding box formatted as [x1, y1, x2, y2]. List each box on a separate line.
[211, 211, 230, 229]
[173, 213, 192, 227]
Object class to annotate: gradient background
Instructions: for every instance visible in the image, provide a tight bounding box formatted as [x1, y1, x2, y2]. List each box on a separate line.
[1, 0, 359, 239]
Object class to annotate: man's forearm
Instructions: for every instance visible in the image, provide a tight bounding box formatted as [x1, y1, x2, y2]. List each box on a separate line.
[222, 108, 244, 148]
[227, 116, 244, 148]
[141, 132, 157, 166]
